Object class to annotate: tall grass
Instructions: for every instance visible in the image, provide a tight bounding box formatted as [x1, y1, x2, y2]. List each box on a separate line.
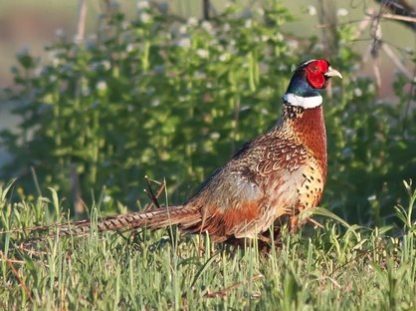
[0, 180, 415, 309]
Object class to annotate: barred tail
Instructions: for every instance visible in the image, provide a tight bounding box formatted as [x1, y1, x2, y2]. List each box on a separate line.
[47, 205, 201, 237]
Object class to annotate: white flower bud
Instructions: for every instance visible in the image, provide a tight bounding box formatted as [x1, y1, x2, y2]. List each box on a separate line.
[337, 8, 349, 16]
[96, 80, 107, 92]
[196, 49, 209, 58]
[307, 5, 316, 16]
[139, 12, 152, 23]
[187, 17, 198, 27]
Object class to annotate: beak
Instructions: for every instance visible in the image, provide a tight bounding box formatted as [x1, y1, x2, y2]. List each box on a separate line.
[324, 66, 343, 79]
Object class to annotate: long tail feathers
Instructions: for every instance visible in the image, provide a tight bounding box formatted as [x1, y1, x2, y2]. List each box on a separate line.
[9, 206, 202, 243]
[57, 205, 201, 236]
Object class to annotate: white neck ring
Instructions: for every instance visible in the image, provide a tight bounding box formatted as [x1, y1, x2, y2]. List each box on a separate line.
[282, 93, 322, 109]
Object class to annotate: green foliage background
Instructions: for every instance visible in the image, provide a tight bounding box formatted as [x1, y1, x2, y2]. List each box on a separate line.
[0, 2, 416, 309]
[1, 1, 415, 225]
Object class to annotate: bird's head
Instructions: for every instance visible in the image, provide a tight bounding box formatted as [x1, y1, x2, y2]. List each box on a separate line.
[283, 59, 342, 109]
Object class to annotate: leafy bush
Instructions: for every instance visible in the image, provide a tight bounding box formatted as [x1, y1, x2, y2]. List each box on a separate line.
[1, 2, 296, 206]
[326, 73, 416, 225]
[1, 1, 415, 223]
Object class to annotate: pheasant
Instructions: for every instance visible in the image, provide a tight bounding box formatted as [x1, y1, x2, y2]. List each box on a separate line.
[23, 59, 342, 244]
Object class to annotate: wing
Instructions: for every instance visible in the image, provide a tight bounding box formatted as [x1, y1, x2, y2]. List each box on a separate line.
[182, 129, 310, 240]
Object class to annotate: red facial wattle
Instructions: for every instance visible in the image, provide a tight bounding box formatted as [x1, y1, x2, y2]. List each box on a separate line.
[305, 59, 330, 89]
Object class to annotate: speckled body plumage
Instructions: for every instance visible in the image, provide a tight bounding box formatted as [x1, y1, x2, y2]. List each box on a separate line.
[179, 103, 327, 241]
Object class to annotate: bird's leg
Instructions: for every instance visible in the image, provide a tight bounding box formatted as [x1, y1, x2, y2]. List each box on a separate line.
[256, 234, 273, 254]
[224, 236, 246, 248]
[289, 216, 299, 233]
[258, 227, 283, 250]
[289, 204, 307, 233]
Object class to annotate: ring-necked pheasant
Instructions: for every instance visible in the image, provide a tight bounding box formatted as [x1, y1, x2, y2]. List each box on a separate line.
[24, 59, 342, 244]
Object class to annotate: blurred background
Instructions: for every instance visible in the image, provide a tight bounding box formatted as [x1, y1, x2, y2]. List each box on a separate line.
[0, 0, 415, 225]
[0, 1, 415, 89]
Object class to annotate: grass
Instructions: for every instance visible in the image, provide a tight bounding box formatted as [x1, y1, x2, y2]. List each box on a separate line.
[0, 181, 416, 310]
